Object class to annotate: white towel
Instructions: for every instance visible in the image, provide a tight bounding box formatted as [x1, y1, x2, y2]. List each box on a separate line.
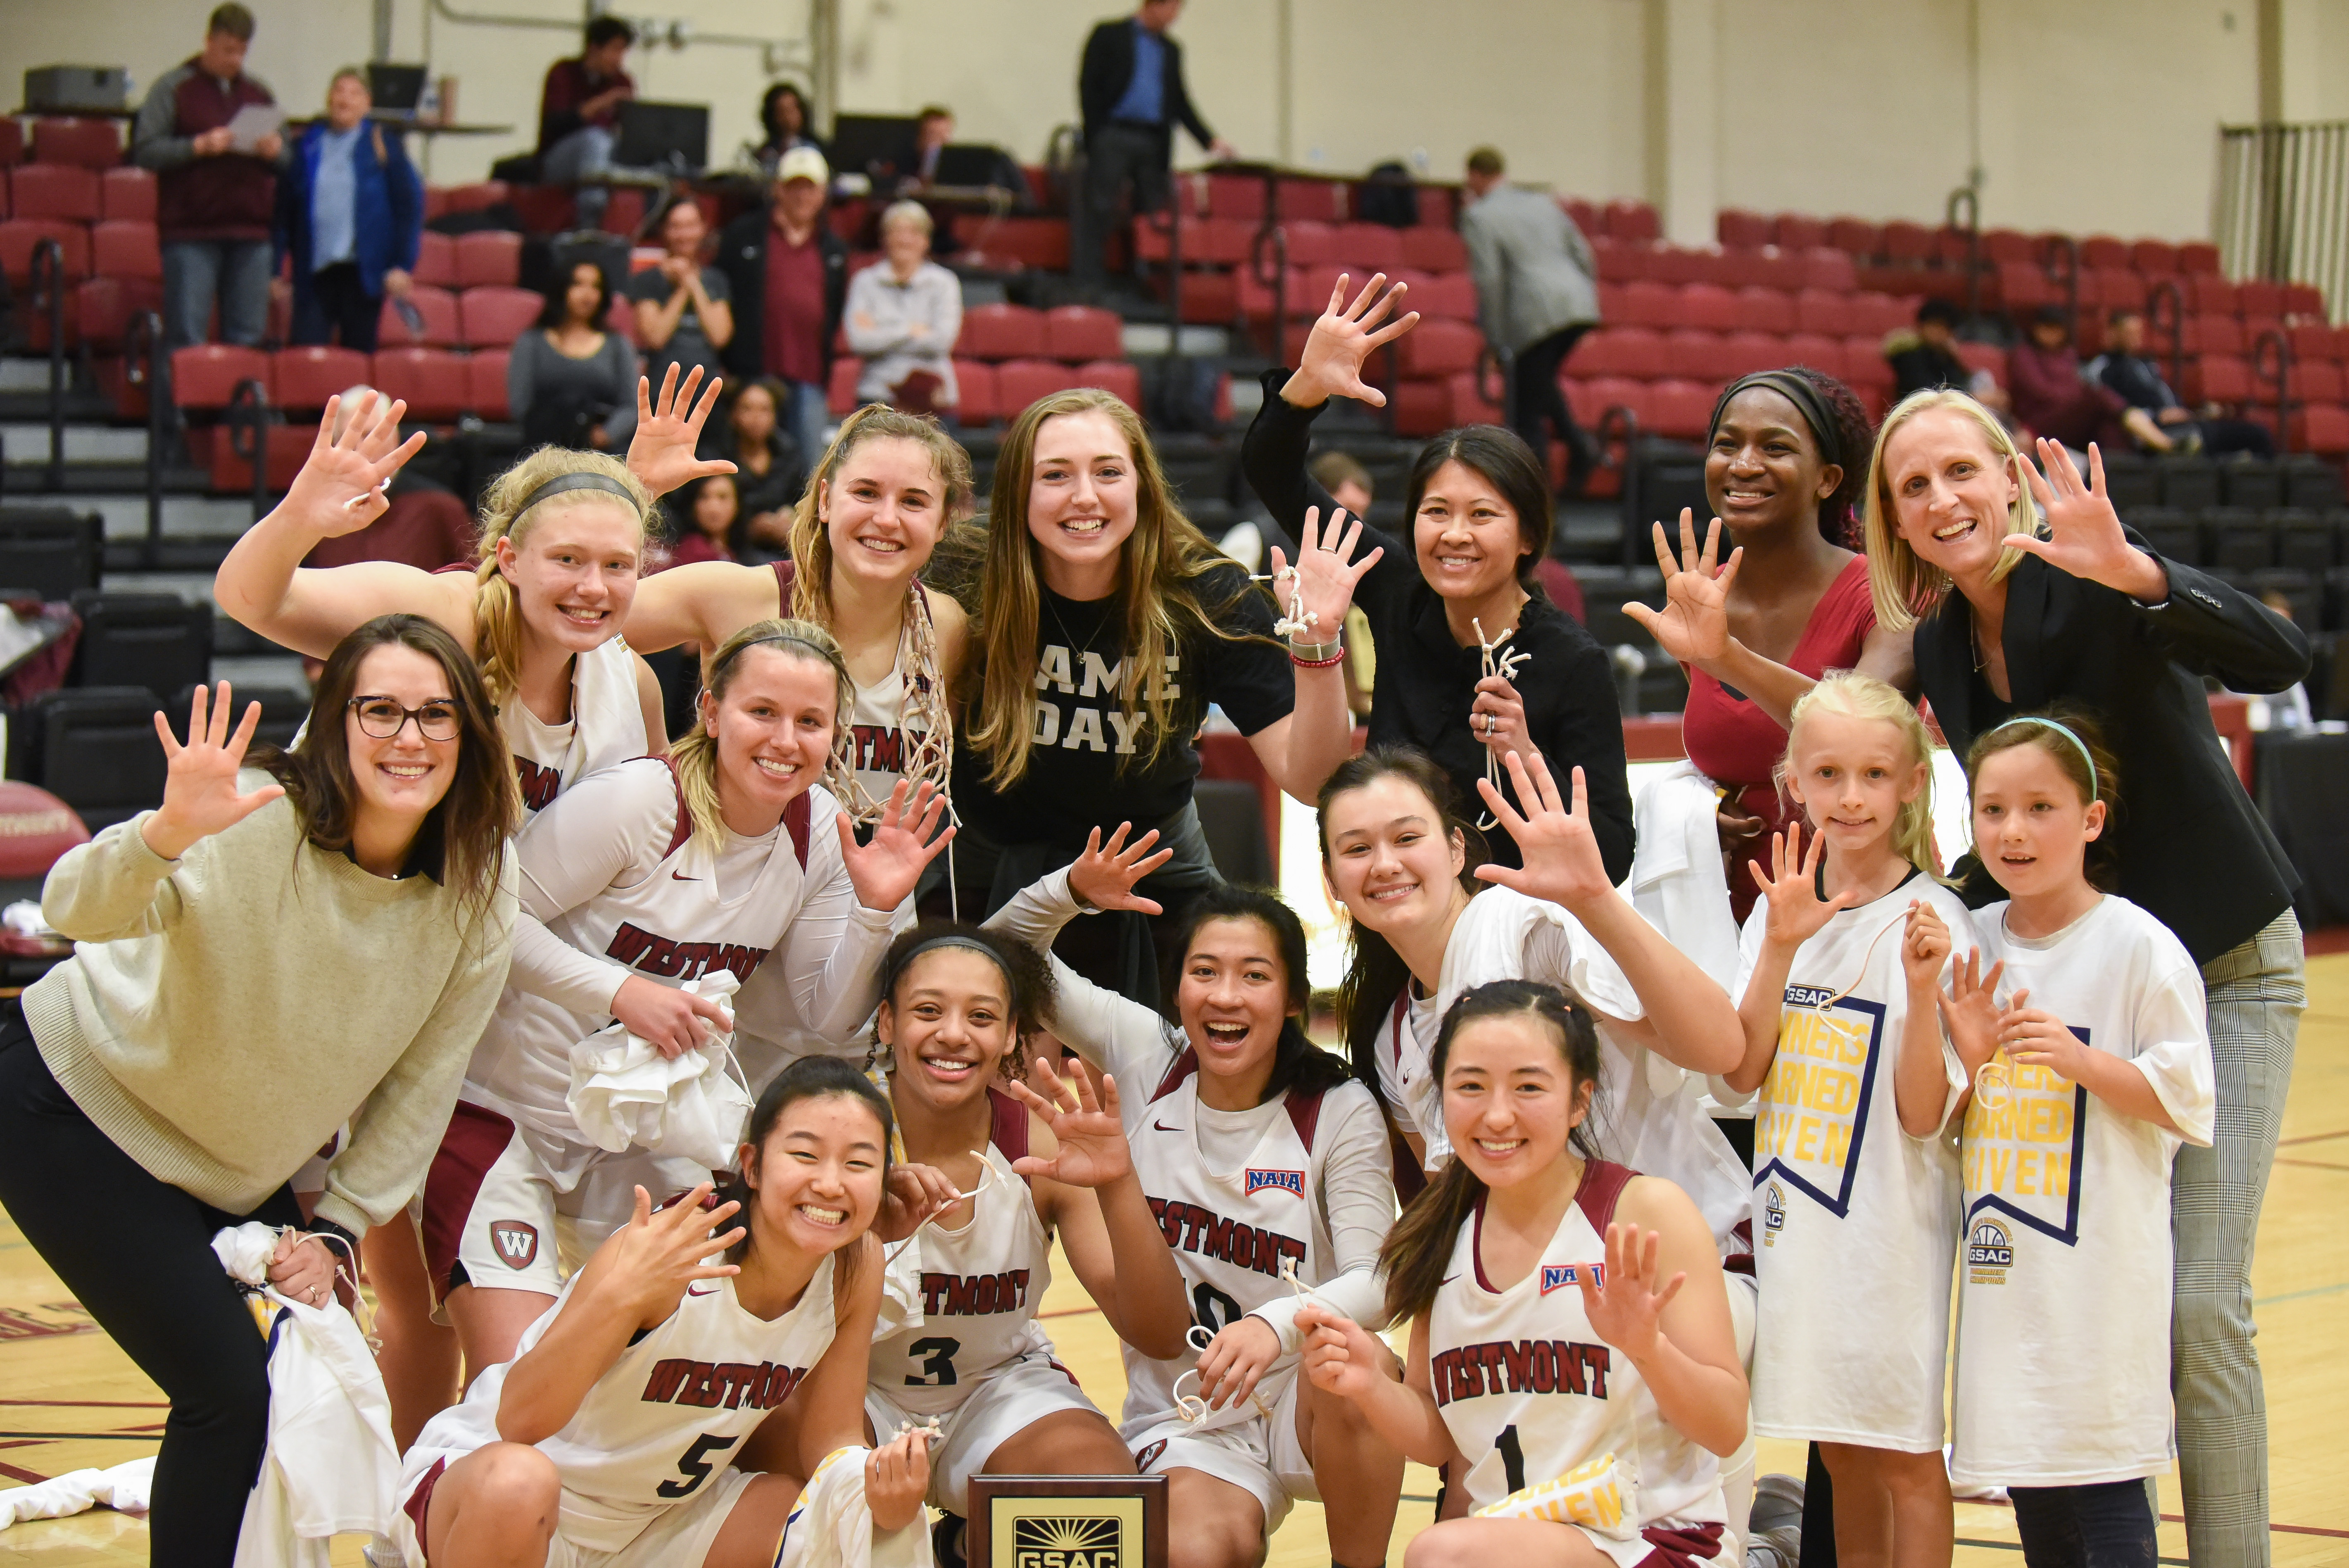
[777, 1446, 933, 1568]
[0, 1456, 156, 1527]
[566, 972, 754, 1169]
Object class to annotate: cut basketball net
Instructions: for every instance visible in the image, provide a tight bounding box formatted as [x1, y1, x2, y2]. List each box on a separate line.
[1251, 563, 1319, 642]
[1472, 617, 1531, 829]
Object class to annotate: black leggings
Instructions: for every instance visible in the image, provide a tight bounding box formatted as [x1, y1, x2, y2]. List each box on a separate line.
[2010, 1481, 2159, 1568]
[0, 1014, 301, 1568]
[1509, 323, 1593, 478]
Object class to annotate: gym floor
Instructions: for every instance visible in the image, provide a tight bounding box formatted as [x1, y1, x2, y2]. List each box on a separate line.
[4, 955, 2346, 1568]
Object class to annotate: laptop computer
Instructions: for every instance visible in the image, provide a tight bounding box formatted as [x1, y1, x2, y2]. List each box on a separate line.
[366, 64, 428, 113]
[615, 101, 709, 176]
[931, 143, 1005, 187]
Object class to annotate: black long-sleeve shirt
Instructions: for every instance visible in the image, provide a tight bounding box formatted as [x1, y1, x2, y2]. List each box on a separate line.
[1241, 370, 1633, 879]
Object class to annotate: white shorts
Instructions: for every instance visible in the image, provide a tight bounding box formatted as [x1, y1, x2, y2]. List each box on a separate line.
[1121, 1370, 1315, 1532]
[390, 1447, 757, 1568]
[418, 1089, 711, 1308]
[865, 1347, 1104, 1516]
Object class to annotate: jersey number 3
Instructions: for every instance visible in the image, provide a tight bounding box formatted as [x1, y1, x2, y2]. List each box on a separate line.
[658, 1434, 741, 1498]
[907, 1335, 962, 1387]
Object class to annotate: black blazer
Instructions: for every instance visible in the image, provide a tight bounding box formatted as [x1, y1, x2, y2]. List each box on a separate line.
[713, 208, 849, 386]
[1914, 539, 2310, 964]
[1079, 17, 1215, 151]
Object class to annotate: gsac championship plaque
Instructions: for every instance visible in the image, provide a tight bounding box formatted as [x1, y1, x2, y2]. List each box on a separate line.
[965, 1475, 1167, 1568]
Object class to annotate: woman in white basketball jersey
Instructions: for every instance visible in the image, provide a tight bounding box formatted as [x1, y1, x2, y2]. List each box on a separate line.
[984, 851, 1405, 1568]
[1299, 980, 1746, 1568]
[420, 620, 952, 1386]
[1720, 672, 1978, 1568]
[864, 921, 1192, 1554]
[1937, 712, 2210, 1568]
[397, 1056, 934, 1568]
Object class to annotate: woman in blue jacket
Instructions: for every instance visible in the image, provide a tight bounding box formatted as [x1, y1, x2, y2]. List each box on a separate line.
[276, 69, 423, 352]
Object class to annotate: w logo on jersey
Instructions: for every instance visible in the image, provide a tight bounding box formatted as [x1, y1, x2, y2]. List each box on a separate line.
[1244, 1168, 1304, 1197]
[490, 1220, 539, 1269]
[1540, 1263, 1602, 1295]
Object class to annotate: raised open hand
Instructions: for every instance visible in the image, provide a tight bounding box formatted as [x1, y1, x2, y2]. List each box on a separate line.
[143, 683, 287, 860]
[2008, 440, 2165, 597]
[1576, 1221, 1684, 1362]
[837, 779, 955, 912]
[626, 364, 736, 499]
[594, 1183, 744, 1324]
[1474, 752, 1611, 911]
[1623, 510, 1740, 667]
[1291, 273, 1419, 408]
[283, 390, 426, 539]
[1936, 947, 2006, 1081]
[1005, 1057, 1132, 1190]
[1068, 822, 1173, 914]
[1750, 822, 1857, 950]
[1270, 505, 1384, 646]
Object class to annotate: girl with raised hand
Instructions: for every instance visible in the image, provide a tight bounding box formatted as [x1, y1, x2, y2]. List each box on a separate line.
[1298, 980, 1746, 1568]
[394, 1058, 934, 1568]
[1240, 274, 1631, 878]
[983, 843, 1404, 1568]
[1719, 671, 1978, 1568]
[1935, 712, 2210, 1568]
[864, 922, 1191, 1556]
[416, 620, 951, 1388]
[0, 618, 519, 1568]
[957, 387, 1367, 1003]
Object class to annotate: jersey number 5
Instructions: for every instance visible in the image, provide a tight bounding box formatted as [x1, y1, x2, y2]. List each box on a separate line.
[907, 1335, 962, 1387]
[657, 1433, 741, 1498]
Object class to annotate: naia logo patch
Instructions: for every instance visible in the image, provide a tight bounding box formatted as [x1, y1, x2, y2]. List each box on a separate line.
[1244, 1168, 1304, 1197]
[1540, 1263, 1602, 1295]
[490, 1220, 540, 1269]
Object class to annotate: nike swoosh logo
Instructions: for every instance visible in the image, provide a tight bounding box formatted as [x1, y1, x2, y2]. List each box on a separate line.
[1152, 1120, 1183, 1133]
[672, 872, 702, 881]
[1439, 1275, 1458, 1286]
[687, 1284, 722, 1296]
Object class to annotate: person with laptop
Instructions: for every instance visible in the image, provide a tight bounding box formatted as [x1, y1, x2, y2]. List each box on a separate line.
[536, 14, 635, 229]
[276, 68, 423, 353]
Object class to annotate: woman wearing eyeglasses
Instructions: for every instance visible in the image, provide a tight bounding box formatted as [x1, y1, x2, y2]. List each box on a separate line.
[0, 615, 521, 1568]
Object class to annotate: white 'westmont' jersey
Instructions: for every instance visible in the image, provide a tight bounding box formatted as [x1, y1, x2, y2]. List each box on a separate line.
[1429, 1159, 1727, 1535]
[505, 637, 650, 816]
[407, 1252, 838, 1555]
[1951, 896, 2212, 1488]
[1735, 872, 1973, 1451]
[870, 1088, 1055, 1414]
[1120, 1051, 1372, 1422]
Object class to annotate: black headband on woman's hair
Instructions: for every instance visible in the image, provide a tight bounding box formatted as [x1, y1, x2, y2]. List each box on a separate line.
[516, 471, 644, 520]
[887, 934, 1010, 986]
[1707, 371, 1845, 470]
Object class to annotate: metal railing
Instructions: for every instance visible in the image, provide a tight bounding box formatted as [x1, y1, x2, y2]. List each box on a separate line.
[1945, 184, 1982, 325]
[2214, 120, 2349, 323]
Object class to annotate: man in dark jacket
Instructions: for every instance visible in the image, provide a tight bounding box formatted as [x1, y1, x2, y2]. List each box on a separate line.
[2091, 309, 2276, 458]
[715, 147, 849, 481]
[1074, 0, 1234, 292]
[132, 3, 287, 356]
[276, 70, 423, 352]
[537, 15, 635, 230]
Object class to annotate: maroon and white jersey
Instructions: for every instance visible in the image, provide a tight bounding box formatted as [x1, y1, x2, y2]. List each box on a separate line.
[403, 1252, 838, 1554]
[504, 636, 650, 817]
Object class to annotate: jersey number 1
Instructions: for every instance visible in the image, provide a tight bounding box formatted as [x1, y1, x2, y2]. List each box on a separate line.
[1496, 1425, 1526, 1494]
[658, 1434, 741, 1498]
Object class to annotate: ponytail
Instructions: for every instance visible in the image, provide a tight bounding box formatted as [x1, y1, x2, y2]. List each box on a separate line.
[470, 447, 656, 706]
[668, 618, 853, 846]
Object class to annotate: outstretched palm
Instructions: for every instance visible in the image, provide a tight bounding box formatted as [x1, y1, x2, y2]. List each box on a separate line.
[1293, 273, 1419, 408]
[1270, 506, 1384, 644]
[1475, 751, 1612, 910]
[837, 779, 954, 911]
[147, 683, 286, 855]
[2009, 440, 2147, 589]
[627, 365, 736, 499]
[1752, 822, 1855, 949]
[285, 390, 427, 539]
[1006, 1058, 1132, 1190]
[1624, 510, 1738, 667]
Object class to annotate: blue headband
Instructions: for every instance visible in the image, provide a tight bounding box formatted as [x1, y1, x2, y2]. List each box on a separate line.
[1983, 717, 2099, 803]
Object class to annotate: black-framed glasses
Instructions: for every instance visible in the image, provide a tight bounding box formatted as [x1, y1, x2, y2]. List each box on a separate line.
[348, 696, 461, 741]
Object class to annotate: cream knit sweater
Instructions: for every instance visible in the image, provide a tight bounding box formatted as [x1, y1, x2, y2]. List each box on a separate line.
[23, 786, 517, 1237]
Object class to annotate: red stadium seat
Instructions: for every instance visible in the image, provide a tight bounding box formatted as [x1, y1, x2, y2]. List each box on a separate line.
[1400, 226, 1467, 273]
[454, 230, 523, 288]
[2132, 240, 2179, 275]
[378, 285, 461, 348]
[2293, 362, 2346, 404]
[1664, 329, 1736, 383]
[1717, 209, 1771, 249]
[1783, 333, 1845, 380]
[90, 220, 160, 281]
[1956, 342, 2009, 384]
[2176, 242, 2221, 276]
[1132, 216, 1205, 266]
[1044, 304, 1123, 362]
[1174, 271, 1238, 324]
[1733, 251, 1807, 292]
[9, 164, 100, 222]
[0, 219, 90, 284]
[1605, 200, 1661, 243]
[826, 357, 860, 415]
[1409, 271, 1478, 322]
[1590, 235, 1645, 283]
[1793, 288, 1854, 335]
[1334, 222, 1403, 271]
[98, 167, 154, 222]
[2185, 355, 2252, 404]
[951, 360, 996, 423]
[412, 231, 458, 288]
[1417, 187, 1454, 228]
[272, 345, 371, 410]
[2078, 235, 2129, 269]
[1072, 359, 1142, 411]
[467, 348, 511, 420]
[1734, 286, 1793, 334]
[1295, 265, 1356, 318]
[1646, 379, 1717, 439]
[1189, 217, 1253, 267]
[1774, 214, 1826, 251]
[1997, 262, 2055, 311]
[1443, 368, 1502, 425]
[2238, 279, 2284, 318]
[443, 181, 511, 212]
[459, 285, 544, 348]
[1827, 217, 1882, 257]
[73, 275, 162, 347]
[1853, 292, 1915, 334]
[1397, 317, 1483, 378]
[1277, 178, 1345, 223]
[2092, 268, 2145, 314]
[1840, 340, 1894, 391]
[2189, 275, 2239, 315]
[371, 347, 468, 421]
[1618, 280, 1677, 330]
[1981, 229, 2033, 265]
[969, 216, 1071, 272]
[2288, 323, 2340, 361]
[173, 343, 271, 408]
[1646, 248, 1713, 288]
[995, 358, 1079, 413]
[956, 302, 1044, 360]
[1722, 331, 1785, 378]
[2292, 406, 2349, 455]
[1676, 283, 1740, 332]
[0, 121, 21, 169]
[1277, 221, 1339, 266]
[30, 117, 122, 170]
[2281, 284, 2326, 319]
[1575, 327, 1664, 380]
[1206, 173, 1265, 223]
[2197, 316, 2247, 356]
[1882, 221, 1934, 264]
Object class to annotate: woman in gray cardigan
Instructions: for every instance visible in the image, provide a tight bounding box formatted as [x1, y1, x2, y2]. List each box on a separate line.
[510, 260, 642, 451]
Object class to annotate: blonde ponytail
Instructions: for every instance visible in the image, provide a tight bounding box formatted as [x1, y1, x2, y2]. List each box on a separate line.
[470, 447, 657, 705]
[670, 618, 854, 845]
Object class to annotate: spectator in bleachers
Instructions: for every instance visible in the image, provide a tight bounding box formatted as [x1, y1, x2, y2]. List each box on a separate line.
[716, 147, 848, 472]
[507, 261, 640, 452]
[2010, 306, 2165, 454]
[628, 196, 734, 392]
[1887, 296, 2010, 412]
[719, 378, 803, 558]
[1074, 0, 1235, 294]
[754, 81, 826, 175]
[665, 474, 743, 568]
[275, 69, 422, 354]
[845, 201, 962, 417]
[1459, 146, 1601, 494]
[896, 105, 1030, 209]
[133, 3, 287, 357]
[2093, 308, 2276, 459]
[535, 14, 635, 231]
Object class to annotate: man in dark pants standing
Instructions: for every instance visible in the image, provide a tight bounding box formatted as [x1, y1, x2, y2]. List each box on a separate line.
[1075, 0, 1234, 294]
[1460, 146, 1601, 492]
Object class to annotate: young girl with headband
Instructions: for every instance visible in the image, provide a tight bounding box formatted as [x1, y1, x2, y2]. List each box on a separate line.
[1937, 710, 2210, 1568]
[863, 922, 1191, 1558]
[984, 851, 1405, 1568]
[411, 620, 952, 1395]
[394, 1057, 937, 1568]
[1720, 671, 1977, 1568]
[1298, 980, 1746, 1568]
